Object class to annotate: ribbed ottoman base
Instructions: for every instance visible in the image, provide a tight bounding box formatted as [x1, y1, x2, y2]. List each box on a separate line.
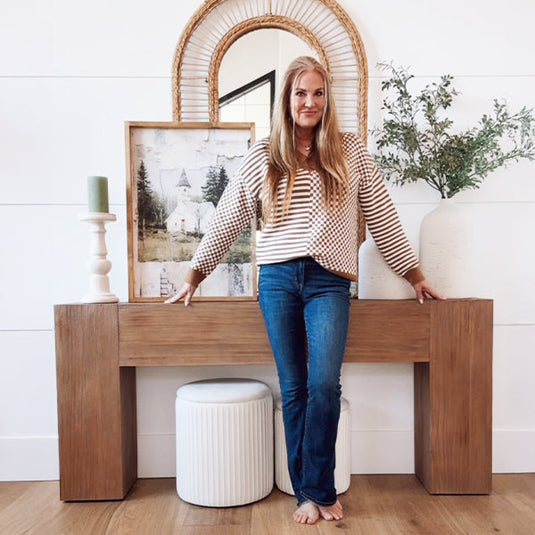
[176, 379, 273, 507]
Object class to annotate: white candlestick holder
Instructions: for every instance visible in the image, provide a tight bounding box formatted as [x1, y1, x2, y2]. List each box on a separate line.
[79, 212, 119, 303]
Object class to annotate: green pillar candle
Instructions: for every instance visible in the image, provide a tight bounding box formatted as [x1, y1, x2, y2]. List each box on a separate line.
[87, 175, 109, 213]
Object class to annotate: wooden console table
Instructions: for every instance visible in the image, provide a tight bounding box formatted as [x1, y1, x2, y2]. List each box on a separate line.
[54, 299, 493, 501]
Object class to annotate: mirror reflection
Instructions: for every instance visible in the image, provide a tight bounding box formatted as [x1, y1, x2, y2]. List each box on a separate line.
[219, 29, 317, 139]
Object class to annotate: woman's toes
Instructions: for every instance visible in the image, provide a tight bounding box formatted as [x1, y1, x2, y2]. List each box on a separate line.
[293, 502, 320, 524]
[318, 500, 343, 521]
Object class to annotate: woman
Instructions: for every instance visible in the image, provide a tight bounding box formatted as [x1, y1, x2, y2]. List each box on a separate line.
[166, 56, 443, 525]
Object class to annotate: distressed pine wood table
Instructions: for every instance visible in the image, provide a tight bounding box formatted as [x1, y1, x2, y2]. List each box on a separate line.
[54, 299, 493, 501]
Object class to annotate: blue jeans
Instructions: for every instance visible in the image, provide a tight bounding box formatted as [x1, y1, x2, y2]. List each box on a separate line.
[258, 257, 351, 506]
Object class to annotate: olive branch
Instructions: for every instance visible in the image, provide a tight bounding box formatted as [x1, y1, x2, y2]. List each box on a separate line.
[371, 63, 535, 198]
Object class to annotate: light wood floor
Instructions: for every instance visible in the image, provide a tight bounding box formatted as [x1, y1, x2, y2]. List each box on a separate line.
[1, 475, 534, 534]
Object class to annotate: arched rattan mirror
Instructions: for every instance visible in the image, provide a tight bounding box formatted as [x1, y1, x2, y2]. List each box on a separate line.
[172, 0, 368, 139]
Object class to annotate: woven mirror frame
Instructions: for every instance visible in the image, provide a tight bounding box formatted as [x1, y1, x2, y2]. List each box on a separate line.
[172, 0, 368, 139]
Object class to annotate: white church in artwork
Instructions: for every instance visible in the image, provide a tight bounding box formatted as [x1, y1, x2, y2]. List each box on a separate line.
[166, 169, 215, 235]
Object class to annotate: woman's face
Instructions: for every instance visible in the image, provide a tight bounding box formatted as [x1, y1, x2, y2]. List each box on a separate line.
[289, 69, 326, 131]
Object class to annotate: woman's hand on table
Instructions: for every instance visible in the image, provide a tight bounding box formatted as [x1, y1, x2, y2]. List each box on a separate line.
[412, 279, 446, 304]
[164, 282, 197, 306]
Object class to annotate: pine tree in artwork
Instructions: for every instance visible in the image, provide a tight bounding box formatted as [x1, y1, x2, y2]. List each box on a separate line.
[202, 165, 229, 207]
[137, 160, 152, 236]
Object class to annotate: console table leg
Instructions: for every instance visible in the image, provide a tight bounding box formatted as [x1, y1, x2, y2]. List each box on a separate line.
[55, 304, 137, 501]
[415, 300, 493, 494]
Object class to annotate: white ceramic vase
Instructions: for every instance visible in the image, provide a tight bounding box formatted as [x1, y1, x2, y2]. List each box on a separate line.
[358, 234, 415, 299]
[419, 197, 472, 298]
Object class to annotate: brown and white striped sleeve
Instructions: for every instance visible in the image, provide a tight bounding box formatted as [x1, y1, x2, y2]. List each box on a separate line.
[185, 141, 267, 287]
[354, 135, 424, 284]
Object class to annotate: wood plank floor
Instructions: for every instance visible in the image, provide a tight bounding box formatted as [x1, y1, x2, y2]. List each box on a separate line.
[1, 475, 534, 534]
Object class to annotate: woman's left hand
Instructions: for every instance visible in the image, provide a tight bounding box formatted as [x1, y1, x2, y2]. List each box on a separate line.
[412, 279, 446, 304]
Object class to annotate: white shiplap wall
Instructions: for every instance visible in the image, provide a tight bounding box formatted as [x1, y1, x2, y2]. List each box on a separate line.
[1, 0, 534, 480]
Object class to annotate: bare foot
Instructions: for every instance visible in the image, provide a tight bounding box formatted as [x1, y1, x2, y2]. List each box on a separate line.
[318, 499, 343, 521]
[293, 501, 320, 524]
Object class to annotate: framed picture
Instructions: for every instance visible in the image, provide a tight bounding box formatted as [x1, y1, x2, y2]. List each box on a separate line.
[125, 121, 256, 302]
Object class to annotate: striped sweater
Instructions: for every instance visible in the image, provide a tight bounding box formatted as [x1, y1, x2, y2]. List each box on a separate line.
[186, 132, 423, 287]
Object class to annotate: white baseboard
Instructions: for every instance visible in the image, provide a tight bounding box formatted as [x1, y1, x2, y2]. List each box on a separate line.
[137, 430, 416, 478]
[493, 429, 535, 472]
[0, 437, 59, 481]
[350, 430, 415, 474]
[2, 429, 534, 481]
[138, 433, 177, 479]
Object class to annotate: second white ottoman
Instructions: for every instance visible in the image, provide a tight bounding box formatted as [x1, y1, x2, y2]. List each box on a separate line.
[274, 397, 351, 495]
[176, 378, 273, 507]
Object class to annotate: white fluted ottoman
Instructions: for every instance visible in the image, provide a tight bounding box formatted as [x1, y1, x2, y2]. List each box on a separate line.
[274, 397, 351, 495]
[176, 378, 273, 507]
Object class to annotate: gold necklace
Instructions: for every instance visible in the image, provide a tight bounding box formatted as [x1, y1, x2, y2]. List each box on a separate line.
[297, 137, 313, 152]
[298, 142, 313, 152]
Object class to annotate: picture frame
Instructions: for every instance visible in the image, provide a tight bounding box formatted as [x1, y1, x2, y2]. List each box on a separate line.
[125, 121, 256, 302]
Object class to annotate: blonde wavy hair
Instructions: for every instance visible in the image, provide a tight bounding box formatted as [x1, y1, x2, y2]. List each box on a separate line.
[263, 56, 348, 221]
